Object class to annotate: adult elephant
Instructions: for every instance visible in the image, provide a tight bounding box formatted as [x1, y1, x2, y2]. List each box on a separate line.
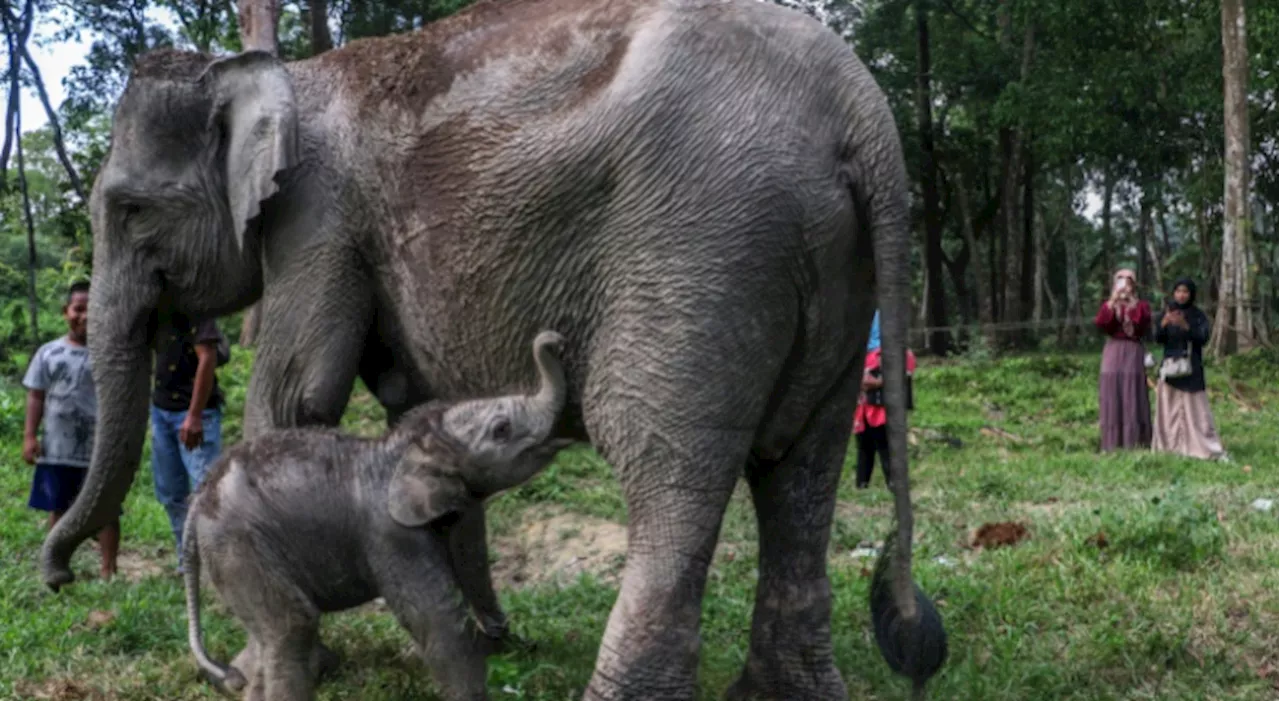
[42, 0, 945, 697]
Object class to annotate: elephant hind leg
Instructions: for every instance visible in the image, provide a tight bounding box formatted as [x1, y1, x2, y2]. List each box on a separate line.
[724, 367, 862, 700]
[584, 423, 749, 701]
[211, 541, 324, 699]
[580, 312, 791, 699]
[246, 595, 322, 701]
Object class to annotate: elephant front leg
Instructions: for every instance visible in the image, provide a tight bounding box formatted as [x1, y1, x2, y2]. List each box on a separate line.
[448, 503, 523, 651]
[383, 560, 489, 701]
[725, 391, 856, 700]
[241, 260, 374, 439]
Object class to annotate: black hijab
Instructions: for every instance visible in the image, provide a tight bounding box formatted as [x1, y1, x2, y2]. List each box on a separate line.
[1171, 278, 1198, 310]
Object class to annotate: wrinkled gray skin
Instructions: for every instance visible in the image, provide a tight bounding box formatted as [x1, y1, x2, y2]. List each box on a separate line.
[185, 331, 570, 701]
[42, 0, 944, 697]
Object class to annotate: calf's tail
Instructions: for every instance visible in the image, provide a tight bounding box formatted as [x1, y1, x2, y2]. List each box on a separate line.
[184, 504, 248, 694]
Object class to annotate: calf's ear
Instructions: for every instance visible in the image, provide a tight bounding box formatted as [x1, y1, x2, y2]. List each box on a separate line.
[387, 444, 470, 527]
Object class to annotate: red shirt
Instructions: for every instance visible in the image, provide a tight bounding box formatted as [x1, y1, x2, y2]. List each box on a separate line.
[853, 348, 917, 434]
[1094, 300, 1151, 341]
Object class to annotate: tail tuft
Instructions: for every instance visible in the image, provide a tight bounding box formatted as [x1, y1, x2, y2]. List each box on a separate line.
[869, 534, 948, 691]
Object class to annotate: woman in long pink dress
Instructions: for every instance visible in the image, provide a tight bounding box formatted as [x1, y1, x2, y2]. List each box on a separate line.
[1094, 268, 1152, 451]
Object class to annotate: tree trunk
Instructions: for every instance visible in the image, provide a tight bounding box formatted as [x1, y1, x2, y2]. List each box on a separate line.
[1016, 141, 1036, 345]
[915, 0, 949, 355]
[1197, 199, 1214, 298]
[15, 95, 40, 348]
[308, 0, 333, 54]
[1211, 0, 1251, 356]
[1156, 191, 1172, 259]
[1037, 176, 1070, 340]
[236, 0, 281, 347]
[18, 44, 86, 201]
[998, 20, 1035, 344]
[0, 0, 33, 195]
[1032, 205, 1045, 326]
[944, 251, 971, 325]
[236, 0, 281, 54]
[1137, 192, 1152, 293]
[1139, 189, 1166, 296]
[1146, 233, 1165, 298]
[997, 131, 1014, 327]
[956, 170, 993, 345]
[1100, 168, 1115, 284]
[1062, 230, 1082, 347]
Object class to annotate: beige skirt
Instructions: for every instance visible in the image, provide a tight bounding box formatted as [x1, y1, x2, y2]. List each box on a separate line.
[1152, 381, 1225, 460]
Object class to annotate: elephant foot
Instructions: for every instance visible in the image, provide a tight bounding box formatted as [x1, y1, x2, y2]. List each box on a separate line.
[724, 663, 847, 701]
[493, 629, 538, 655]
[477, 617, 537, 655]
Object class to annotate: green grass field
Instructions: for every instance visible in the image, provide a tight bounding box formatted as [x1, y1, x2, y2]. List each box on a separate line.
[1, 348, 1276, 700]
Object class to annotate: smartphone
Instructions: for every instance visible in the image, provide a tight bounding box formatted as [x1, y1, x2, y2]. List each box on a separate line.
[1114, 279, 1127, 293]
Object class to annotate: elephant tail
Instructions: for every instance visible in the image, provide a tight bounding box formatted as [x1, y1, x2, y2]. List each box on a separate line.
[184, 504, 248, 695]
[852, 100, 948, 691]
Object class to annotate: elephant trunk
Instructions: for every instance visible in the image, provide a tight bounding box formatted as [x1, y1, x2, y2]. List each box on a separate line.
[522, 330, 567, 439]
[41, 268, 157, 590]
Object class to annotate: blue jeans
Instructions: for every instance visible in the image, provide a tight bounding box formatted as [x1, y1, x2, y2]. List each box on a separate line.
[150, 405, 222, 565]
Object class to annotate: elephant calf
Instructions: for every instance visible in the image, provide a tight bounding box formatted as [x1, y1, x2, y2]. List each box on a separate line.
[184, 331, 570, 701]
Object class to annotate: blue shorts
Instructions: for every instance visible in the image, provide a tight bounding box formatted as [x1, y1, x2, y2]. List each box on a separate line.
[28, 464, 123, 517]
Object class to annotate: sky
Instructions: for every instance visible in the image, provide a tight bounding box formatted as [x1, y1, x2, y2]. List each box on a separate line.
[10, 4, 1107, 222]
[15, 9, 87, 136]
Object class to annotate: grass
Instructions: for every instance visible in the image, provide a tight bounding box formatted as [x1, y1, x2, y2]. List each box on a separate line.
[0, 347, 1275, 700]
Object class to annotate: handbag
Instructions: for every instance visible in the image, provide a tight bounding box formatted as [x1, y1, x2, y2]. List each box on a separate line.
[1159, 342, 1193, 381]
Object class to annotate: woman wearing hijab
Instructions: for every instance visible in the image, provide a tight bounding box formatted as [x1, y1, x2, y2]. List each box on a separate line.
[1094, 268, 1153, 451]
[1152, 279, 1227, 460]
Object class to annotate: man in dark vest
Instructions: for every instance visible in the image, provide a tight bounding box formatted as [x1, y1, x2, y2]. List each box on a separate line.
[150, 313, 227, 573]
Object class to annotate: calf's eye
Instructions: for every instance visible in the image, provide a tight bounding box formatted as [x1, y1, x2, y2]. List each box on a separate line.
[491, 418, 512, 442]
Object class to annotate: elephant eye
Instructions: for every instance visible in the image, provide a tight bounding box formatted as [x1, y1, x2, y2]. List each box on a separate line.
[120, 203, 143, 227]
[490, 418, 512, 442]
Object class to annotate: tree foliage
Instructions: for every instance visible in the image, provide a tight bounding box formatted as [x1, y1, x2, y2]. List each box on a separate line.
[2, 0, 1276, 360]
[851, 0, 1276, 351]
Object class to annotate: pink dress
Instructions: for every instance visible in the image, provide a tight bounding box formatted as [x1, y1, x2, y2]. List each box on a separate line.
[1094, 300, 1153, 451]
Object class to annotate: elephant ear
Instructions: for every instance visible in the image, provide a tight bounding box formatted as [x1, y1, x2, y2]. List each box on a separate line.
[387, 442, 471, 528]
[200, 51, 298, 253]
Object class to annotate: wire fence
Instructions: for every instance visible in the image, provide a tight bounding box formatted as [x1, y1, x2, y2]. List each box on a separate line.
[906, 298, 1276, 354]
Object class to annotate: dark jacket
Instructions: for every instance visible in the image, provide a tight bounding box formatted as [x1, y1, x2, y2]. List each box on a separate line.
[1154, 279, 1210, 393]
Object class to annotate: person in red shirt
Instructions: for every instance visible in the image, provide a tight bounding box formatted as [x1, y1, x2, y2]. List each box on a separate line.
[852, 344, 916, 489]
[1094, 268, 1153, 451]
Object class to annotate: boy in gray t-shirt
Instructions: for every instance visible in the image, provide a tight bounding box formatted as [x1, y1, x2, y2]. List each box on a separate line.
[23, 281, 119, 580]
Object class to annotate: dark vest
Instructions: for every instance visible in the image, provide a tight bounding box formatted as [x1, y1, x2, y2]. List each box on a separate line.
[152, 314, 225, 412]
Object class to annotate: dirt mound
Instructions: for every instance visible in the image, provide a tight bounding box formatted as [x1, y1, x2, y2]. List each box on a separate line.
[492, 512, 628, 588]
[971, 521, 1029, 549]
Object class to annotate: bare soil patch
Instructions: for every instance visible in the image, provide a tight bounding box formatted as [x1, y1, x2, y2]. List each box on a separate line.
[492, 510, 628, 588]
[114, 550, 166, 582]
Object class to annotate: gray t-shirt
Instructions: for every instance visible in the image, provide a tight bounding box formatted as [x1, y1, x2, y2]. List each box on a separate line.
[23, 336, 97, 468]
